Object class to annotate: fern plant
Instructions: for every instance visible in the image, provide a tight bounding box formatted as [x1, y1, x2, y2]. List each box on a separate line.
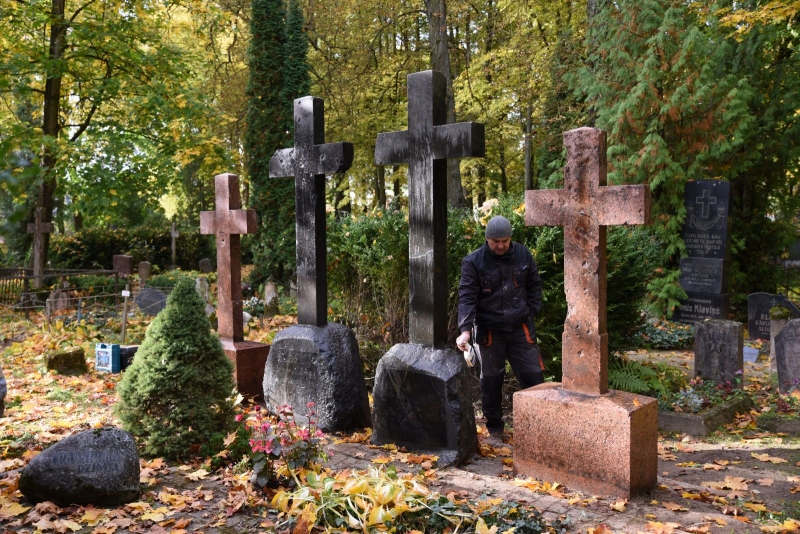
[609, 355, 686, 397]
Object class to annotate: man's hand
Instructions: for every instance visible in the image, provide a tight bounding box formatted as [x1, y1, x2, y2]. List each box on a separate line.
[456, 331, 471, 351]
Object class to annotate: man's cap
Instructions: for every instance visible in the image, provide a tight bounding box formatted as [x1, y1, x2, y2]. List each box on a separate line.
[485, 216, 512, 239]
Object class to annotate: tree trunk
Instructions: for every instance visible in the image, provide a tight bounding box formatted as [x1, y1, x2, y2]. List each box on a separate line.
[38, 0, 67, 268]
[426, 0, 465, 207]
[392, 165, 401, 200]
[499, 143, 507, 193]
[375, 164, 386, 209]
[477, 165, 486, 206]
[524, 102, 534, 190]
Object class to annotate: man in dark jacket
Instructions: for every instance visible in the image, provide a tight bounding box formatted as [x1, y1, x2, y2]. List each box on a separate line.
[456, 215, 544, 437]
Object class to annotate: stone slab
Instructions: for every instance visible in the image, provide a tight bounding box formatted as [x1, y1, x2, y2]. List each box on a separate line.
[199, 258, 213, 273]
[694, 320, 744, 387]
[371, 343, 478, 466]
[19, 427, 139, 506]
[678, 257, 727, 294]
[673, 292, 729, 323]
[138, 262, 151, 287]
[513, 383, 657, 498]
[743, 346, 759, 363]
[682, 180, 730, 260]
[658, 395, 753, 436]
[263, 323, 370, 432]
[748, 292, 800, 341]
[113, 255, 134, 276]
[774, 318, 800, 393]
[221, 339, 269, 400]
[134, 287, 167, 316]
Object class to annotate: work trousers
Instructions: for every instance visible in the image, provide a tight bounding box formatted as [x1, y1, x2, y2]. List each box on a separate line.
[477, 325, 544, 432]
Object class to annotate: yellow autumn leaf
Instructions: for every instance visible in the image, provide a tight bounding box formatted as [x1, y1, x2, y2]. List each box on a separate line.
[743, 502, 769, 513]
[751, 453, 788, 464]
[610, 500, 627, 512]
[57, 519, 82, 532]
[475, 517, 499, 534]
[0, 501, 31, 518]
[185, 468, 209, 481]
[372, 456, 393, 464]
[662, 502, 688, 512]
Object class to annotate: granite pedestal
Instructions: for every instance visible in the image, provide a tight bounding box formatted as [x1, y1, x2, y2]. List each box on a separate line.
[514, 383, 658, 498]
[371, 343, 477, 466]
[222, 340, 269, 400]
[263, 322, 370, 432]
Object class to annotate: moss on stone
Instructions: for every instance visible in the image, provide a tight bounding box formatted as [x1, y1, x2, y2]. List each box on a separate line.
[769, 306, 794, 321]
[44, 347, 88, 375]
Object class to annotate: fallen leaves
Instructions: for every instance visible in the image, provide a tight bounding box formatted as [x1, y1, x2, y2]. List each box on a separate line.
[751, 453, 788, 464]
[184, 468, 209, 481]
[610, 499, 627, 512]
[662, 502, 688, 512]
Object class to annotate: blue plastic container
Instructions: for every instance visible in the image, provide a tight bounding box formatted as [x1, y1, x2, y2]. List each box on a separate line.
[95, 343, 121, 373]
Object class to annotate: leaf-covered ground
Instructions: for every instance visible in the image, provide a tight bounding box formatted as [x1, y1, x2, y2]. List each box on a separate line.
[1, 313, 799, 533]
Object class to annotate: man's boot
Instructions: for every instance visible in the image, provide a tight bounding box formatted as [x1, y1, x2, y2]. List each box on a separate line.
[519, 371, 545, 390]
[480, 373, 505, 436]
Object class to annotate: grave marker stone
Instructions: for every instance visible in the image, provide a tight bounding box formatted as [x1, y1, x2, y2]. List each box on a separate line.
[138, 261, 151, 288]
[27, 207, 54, 289]
[748, 292, 800, 341]
[264, 97, 370, 431]
[113, 255, 134, 276]
[515, 127, 657, 497]
[694, 320, 744, 387]
[369, 71, 483, 464]
[134, 287, 167, 316]
[19, 427, 139, 506]
[674, 180, 731, 323]
[200, 173, 269, 399]
[774, 318, 800, 393]
[199, 258, 213, 273]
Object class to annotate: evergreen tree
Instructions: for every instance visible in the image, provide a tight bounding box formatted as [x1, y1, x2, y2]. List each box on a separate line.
[115, 278, 235, 459]
[246, 0, 294, 284]
[282, 0, 312, 134]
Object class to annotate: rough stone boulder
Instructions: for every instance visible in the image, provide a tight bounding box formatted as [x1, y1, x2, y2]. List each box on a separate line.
[44, 347, 88, 375]
[19, 427, 140, 506]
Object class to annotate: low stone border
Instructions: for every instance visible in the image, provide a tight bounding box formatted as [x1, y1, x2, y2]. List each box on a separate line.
[756, 413, 800, 435]
[658, 395, 753, 436]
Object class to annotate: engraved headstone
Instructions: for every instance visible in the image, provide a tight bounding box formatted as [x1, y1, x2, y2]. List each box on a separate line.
[774, 318, 800, 393]
[675, 180, 731, 323]
[199, 258, 213, 274]
[200, 174, 268, 399]
[694, 320, 744, 388]
[196, 276, 210, 302]
[27, 207, 54, 289]
[19, 427, 139, 506]
[748, 292, 800, 341]
[113, 255, 134, 276]
[138, 261, 151, 288]
[516, 127, 657, 498]
[369, 71, 483, 464]
[134, 287, 167, 316]
[265, 96, 370, 431]
[264, 280, 279, 316]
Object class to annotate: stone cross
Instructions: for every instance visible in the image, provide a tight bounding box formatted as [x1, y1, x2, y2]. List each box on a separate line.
[375, 70, 485, 347]
[27, 207, 54, 289]
[526, 127, 650, 395]
[200, 174, 257, 341]
[696, 189, 717, 218]
[269, 96, 354, 326]
[170, 221, 179, 269]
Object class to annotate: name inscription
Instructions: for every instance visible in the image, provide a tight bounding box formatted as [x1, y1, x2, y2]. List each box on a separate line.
[51, 450, 123, 474]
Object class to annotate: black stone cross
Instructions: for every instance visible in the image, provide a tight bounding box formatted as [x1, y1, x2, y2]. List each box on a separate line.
[270, 96, 354, 326]
[27, 207, 54, 289]
[375, 70, 485, 347]
[696, 189, 717, 218]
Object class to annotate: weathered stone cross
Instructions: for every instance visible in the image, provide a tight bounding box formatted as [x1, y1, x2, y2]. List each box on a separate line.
[200, 173, 257, 341]
[526, 127, 650, 395]
[170, 221, 179, 269]
[375, 70, 485, 347]
[28, 207, 54, 289]
[270, 96, 354, 327]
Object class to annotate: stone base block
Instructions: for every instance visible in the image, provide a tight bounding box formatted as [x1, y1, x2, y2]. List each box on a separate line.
[659, 395, 752, 436]
[371, 344, 477, 466]
[262, 323, 370, 432]
[513, 383, 657, 498]
[222, 340, 270, 400]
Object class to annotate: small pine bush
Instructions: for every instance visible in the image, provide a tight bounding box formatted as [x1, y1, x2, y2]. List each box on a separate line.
[115, 277, 235, 459]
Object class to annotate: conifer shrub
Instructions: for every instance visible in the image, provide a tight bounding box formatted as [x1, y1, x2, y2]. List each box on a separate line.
[115, 277, 235, 459]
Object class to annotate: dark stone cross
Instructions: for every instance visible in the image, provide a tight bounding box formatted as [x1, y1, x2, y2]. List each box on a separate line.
[696, 189, 717, 219]
[526, 127, 651, 395]
[270, 96, 354, 326]
[374, 70, 485, 347]
[28, 207, 54, 289]
[200, 174, 257, 341]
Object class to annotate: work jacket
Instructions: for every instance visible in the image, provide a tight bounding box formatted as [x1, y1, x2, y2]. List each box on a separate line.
[458, 241, 543, 342]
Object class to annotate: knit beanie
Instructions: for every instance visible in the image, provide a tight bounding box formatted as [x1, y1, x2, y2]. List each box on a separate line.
[485, 216, 512, 239]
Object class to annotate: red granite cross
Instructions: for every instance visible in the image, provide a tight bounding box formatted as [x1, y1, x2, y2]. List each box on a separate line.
[525, 127, 651, 395]
[200, 174, 257, 341]
[27, 207, 54, 289]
